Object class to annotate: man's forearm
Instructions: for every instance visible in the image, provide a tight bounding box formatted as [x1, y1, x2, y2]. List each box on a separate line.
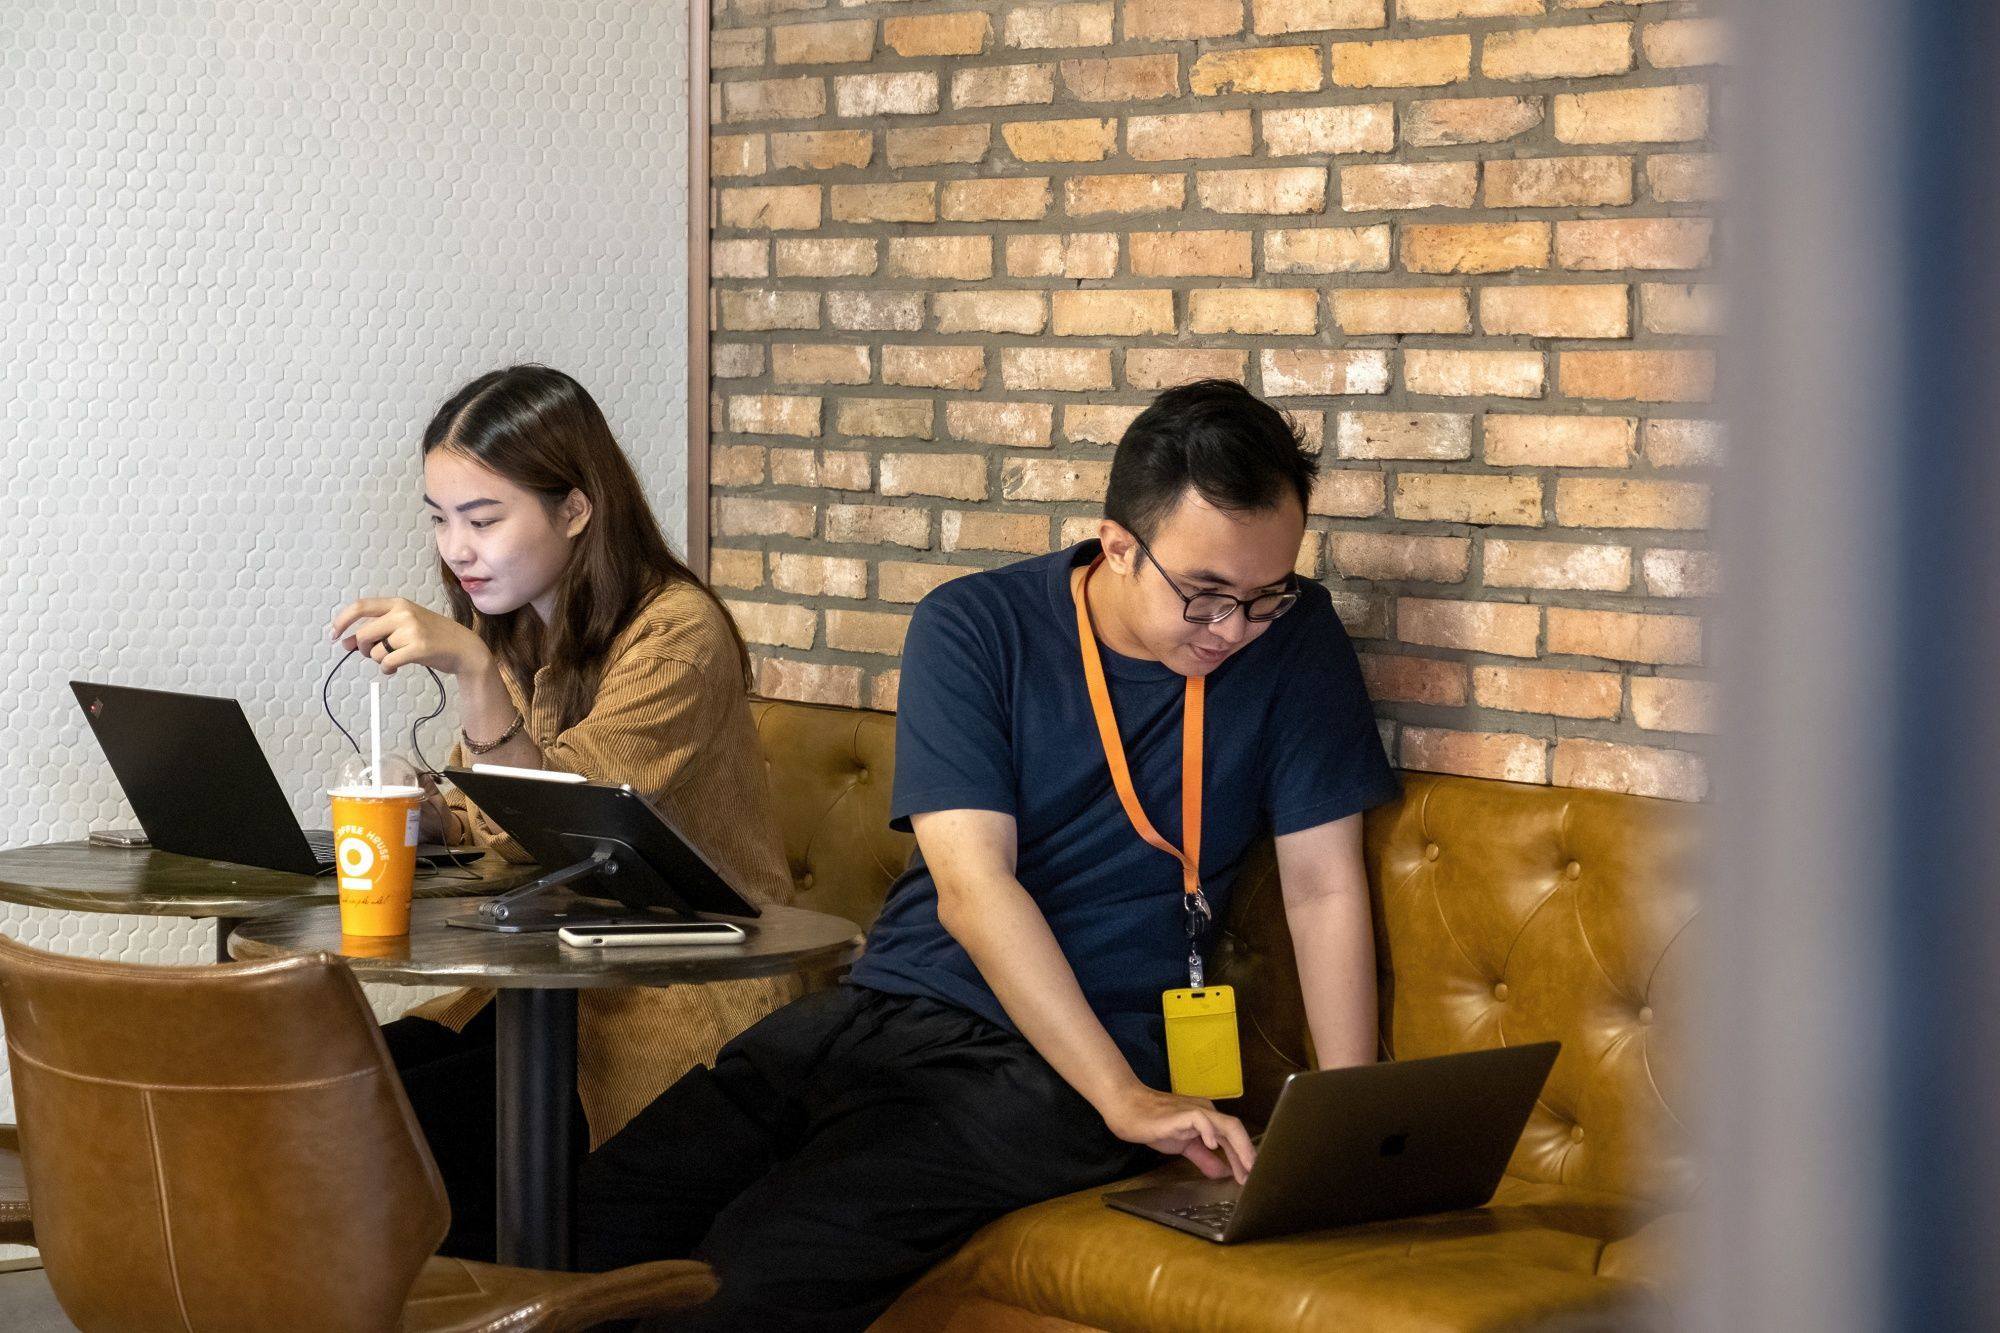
[1288, 886, 1378, 1068]
[938, 872, 1148, 1110]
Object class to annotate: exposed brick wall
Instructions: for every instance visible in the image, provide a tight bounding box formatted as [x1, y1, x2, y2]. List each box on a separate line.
[705, 0, 1723, 802]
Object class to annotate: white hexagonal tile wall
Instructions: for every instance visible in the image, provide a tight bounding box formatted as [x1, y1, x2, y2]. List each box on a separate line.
[0, 1, 691, 1127]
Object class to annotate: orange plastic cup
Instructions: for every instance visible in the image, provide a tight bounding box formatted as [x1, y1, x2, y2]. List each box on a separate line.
[338, 932, 412, 961]
[330, 785, 424, 936]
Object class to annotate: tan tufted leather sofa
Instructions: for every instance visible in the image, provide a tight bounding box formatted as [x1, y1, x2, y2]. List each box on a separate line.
[749, 698, 1697, 1333]
[0, 1124, 30, 1245]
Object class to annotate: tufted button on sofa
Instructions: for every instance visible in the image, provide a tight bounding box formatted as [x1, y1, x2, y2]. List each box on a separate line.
[749, 699, 1697, 1332]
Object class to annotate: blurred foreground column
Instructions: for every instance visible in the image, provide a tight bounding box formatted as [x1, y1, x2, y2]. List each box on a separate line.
[1710, 1, 2000, 1328]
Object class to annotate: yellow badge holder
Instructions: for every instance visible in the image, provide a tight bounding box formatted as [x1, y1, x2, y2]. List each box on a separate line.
[1163, 985, 1244, 1100]
[1072, 558, 1245, 1101]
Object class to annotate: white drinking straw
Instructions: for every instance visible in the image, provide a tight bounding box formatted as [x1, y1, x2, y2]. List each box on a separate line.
[369, 679, 382, 788]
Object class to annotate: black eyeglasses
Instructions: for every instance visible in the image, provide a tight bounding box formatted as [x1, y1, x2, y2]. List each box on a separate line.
[1134, 537, 1300, 625]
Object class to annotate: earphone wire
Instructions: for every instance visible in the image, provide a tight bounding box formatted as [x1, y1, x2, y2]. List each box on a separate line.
[321, 648, 450, 780]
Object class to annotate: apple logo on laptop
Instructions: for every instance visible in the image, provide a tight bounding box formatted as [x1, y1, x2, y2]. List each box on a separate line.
[1379, 1132, 1408, 1157]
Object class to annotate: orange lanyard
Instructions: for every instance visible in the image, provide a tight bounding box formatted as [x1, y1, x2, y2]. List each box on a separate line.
[1072, 557, 1210, 984]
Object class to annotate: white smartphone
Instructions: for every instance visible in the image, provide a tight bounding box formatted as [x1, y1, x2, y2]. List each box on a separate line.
[557, 921, 748, 948]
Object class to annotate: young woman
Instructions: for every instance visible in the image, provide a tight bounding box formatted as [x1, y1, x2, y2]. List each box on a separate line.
[327, 364, 795, 1260]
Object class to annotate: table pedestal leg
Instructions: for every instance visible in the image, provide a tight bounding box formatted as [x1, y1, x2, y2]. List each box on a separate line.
[495, 988, 577, 1270]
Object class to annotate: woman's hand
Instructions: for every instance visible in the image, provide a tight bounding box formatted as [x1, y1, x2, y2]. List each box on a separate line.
[327, 597, 490, 678]
[1097, 1083, 1257, 1184]
[415, 771, 460, 844]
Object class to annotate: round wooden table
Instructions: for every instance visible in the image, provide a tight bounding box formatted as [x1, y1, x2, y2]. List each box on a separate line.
[0, 841, 532, 960]
[230, 896, 865, 1270]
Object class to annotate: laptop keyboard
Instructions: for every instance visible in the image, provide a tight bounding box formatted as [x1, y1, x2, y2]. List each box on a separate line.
[304, 829, 337, 863]
[1167, 1199, 1237, 1228]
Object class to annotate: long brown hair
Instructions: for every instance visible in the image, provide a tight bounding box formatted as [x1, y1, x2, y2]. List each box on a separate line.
[423, 365, 750, 732]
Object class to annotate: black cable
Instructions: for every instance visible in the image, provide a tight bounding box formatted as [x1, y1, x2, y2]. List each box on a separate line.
[408, 664, 449, 779]
[416, 862, 486, 884]
[320, 648, 450, 779]
[321, 648, 363, 757]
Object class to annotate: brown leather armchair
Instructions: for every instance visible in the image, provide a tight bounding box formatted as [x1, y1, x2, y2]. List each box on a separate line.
[0, 933, 716, 1332]
[748, 698, 1697, 1332]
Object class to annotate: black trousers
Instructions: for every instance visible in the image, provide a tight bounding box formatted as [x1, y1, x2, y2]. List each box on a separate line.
[574, 985, 1156, 1332]
[381, 1005, 587, 1263]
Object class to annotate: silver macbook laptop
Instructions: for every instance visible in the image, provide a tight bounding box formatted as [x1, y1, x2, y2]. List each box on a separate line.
[72, 680, 481, 877]
[1106, 1041, 1560, 1243]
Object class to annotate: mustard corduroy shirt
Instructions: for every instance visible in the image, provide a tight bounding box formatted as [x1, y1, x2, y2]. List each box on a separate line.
[410, 579, 797, 1147]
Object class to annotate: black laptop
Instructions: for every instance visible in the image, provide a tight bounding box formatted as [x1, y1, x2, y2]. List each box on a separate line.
[71, 680, 480, 877]
[1106, 1041, 1560, 1243]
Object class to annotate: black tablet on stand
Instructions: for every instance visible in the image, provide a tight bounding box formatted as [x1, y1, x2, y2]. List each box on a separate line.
[442, 766, 762, 933]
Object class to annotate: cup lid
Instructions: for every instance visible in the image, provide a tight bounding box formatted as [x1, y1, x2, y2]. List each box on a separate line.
[335, 754, 421, 797]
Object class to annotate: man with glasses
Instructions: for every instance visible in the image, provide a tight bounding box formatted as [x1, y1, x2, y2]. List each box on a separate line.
[578, 380, 1399, 1331]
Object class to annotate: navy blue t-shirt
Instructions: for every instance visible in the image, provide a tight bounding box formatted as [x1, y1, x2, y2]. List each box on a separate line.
[847, 540, 1399, 1089]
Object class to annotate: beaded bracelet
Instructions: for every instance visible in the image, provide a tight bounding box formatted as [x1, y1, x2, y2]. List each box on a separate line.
[461, 710, 525, 755]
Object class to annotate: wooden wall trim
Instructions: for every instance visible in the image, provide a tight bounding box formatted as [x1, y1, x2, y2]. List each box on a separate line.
[685, 0, 711, 579]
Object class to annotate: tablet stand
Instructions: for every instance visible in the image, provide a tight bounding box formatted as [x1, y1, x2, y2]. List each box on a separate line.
[450, 834, 693, 934]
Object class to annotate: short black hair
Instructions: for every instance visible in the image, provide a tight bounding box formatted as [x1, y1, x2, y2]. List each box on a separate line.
[1104, 380, 1318, 542]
